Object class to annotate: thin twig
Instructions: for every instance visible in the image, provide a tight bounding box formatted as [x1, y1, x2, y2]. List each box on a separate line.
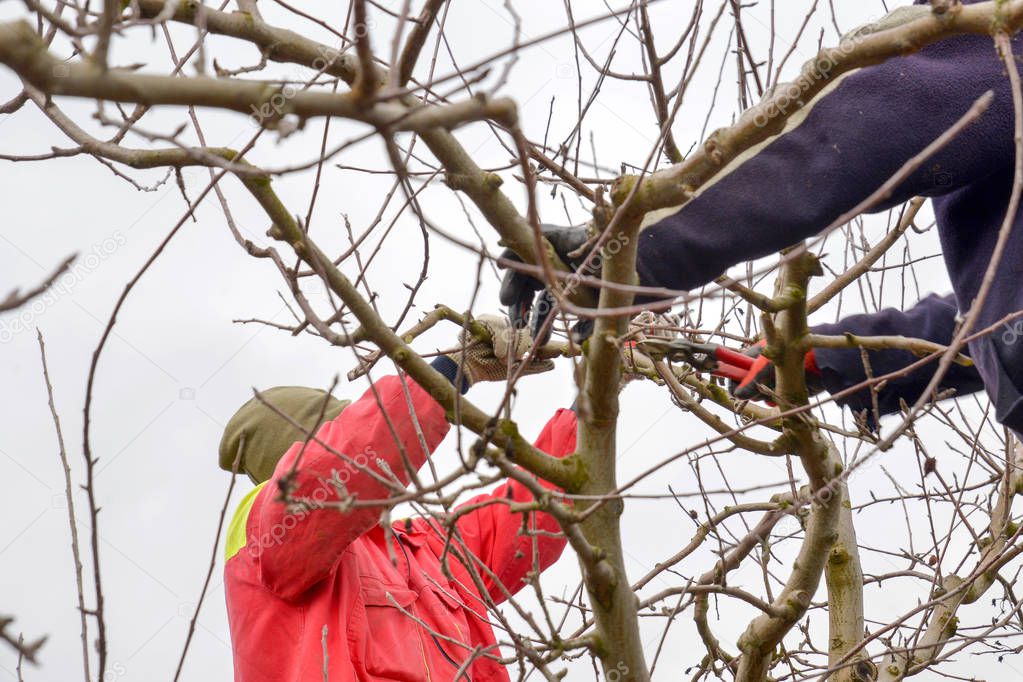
[36, 331, 89, 681]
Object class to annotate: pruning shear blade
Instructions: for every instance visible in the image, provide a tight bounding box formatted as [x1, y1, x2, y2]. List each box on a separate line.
[635, 338, 754, 383]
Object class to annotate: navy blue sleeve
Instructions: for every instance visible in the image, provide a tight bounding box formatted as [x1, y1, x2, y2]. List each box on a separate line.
[635, 31, 1015, 294]
[812, 293, 984, 419]
[430, 356, 470, 394]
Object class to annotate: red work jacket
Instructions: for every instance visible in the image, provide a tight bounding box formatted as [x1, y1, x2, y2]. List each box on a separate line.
[224, 376, 576, 681]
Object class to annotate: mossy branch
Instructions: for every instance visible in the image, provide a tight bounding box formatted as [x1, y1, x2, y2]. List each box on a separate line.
[734, 250, 846, 681]
[573, 202, 650, 681]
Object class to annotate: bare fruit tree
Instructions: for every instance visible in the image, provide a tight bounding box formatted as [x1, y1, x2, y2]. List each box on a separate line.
[4, 1, 1023, 680]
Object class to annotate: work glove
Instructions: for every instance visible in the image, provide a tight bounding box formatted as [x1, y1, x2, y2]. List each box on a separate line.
[620, 311, 680, 386]
[445, 314, 555, 386]
[498, 224, 598, 345]
[728, 340, 824, 402]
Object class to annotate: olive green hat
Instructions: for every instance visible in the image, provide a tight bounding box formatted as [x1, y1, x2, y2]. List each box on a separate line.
[218, 386, 351, 484]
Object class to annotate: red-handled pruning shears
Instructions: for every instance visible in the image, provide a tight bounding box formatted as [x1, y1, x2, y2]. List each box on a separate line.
[636, 338, 766, 384]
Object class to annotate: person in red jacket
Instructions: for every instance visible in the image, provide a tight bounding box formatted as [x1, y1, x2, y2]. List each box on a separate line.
[217, 315, 574, 681]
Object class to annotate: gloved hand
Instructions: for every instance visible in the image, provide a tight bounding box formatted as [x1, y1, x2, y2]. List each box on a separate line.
[445, 314, 555, 386]
[498, 224, 597, 345]
[620, 311, 679, 386]
[728, 340, 824, 402]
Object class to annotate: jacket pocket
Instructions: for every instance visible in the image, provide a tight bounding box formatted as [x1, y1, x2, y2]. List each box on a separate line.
[359, 586, 430, 681]
[418, 583, 475, 680]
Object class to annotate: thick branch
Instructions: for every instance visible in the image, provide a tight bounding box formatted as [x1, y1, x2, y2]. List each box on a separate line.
[396, 0, 447, 87]
[94, 0, 120, 69]
[825, 484, 871, 682]
[734, 251, 844, 681]
[0, 21, 516, 131]
[573, 204, 650, 681]
[135, 0, 359, 81]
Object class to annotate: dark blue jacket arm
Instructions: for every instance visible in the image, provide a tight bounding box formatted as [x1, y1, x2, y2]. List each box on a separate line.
[635, 30, 1013, 295]
[812, 293, 985, 419]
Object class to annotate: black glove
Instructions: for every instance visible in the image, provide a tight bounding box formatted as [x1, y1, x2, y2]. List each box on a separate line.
[727, 341, 825, 402]
[498, 224, 597, 345]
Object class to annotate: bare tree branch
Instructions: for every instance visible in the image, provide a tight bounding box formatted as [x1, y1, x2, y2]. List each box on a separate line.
[0, 254, 76, 313]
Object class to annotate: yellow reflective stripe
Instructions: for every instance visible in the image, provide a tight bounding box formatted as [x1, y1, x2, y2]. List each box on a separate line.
[225, 482, 266, 562]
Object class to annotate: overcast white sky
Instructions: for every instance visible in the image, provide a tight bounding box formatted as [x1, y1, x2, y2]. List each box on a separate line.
[1, 0, 1020, 680]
